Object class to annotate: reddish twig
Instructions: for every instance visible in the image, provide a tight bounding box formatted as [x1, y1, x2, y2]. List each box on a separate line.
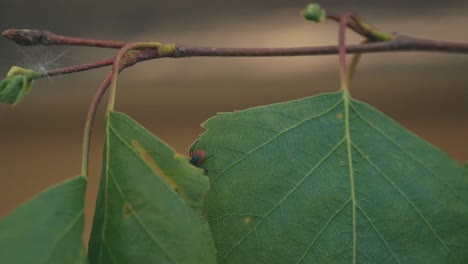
[4, 25, 468, 81]
[2, 13, 368, 49]
[2, 29, 126, 48]
[38, 57, 115, 78]
[20, 34, 468, 81]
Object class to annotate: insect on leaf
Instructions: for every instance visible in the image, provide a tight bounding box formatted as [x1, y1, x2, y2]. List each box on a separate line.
[0, 176, 87, 264]
[88, 111, 217, 264]
[196, 90, 468, 263]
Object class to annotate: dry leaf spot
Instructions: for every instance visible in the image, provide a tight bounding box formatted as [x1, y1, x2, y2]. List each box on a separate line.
[336, 112, 343, 120]
[122, 202, 132, 217]
[244, 216, 251, 224]
[199, 213, 208, 219]
[131, 140, 180, 193]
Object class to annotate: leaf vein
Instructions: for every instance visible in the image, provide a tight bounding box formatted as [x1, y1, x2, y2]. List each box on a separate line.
[356, 204, 401, 264]
[295, 198, 352, 264]
[351, 104, 466, 205]
[108, 169, 179, 264]
[38, 209, 84, 264]
[352, 143, 459, 262]
[102, 239, 118, 264]
[218, 138, 345, 262]
[211, 98, 344, 184]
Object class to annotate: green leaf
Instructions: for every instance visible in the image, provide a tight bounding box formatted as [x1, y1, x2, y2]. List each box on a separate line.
[0, 66, 37, 106]
[196, 90, 468, 263]
[88, 111, 217, 264]
[0, 176, 87, 264]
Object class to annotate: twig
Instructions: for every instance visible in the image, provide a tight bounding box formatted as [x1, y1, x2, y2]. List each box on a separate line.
[3, 27, 468, 81]
[177, 36, 468, 56]
[2, 14, 367, 49]
[38, 57, 115, 78]
[12, 33, 467, 81]
[2, 29, 125, 48]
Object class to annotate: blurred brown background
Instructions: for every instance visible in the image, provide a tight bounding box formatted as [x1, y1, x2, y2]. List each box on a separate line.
[1, 0, 467, 243]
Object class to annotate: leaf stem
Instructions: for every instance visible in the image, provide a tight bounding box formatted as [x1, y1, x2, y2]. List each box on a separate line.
[81, 72, 113, 177]
[347, 40, 368, 85]
[351, 14, 393, 41]
[339, 13, 354, 91]
[106, 42, 174, 112]
[81, 43, 176, 176]
[326, 13, 370, 39]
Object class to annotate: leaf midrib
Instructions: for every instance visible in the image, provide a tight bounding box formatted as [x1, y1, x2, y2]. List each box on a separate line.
[343, 92, 357, 264]
[106, 121, 183, 264]
[97, 119, 112, 264]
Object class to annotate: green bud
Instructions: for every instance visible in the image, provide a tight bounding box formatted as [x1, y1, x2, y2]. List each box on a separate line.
[0, 66, 37, 106]
[302, 4, 326, 23]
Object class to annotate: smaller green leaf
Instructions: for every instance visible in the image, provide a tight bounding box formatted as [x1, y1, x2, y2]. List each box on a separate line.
[0, 176, 87, 264]
[302, 3, 326, 23]
[88, 111, 217, 264]
[0, 66, 37, 106]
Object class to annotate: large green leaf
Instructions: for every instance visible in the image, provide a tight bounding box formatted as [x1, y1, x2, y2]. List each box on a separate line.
[196, 90, 468, 263]
[0, 176, 87, 264]
[88, 111, 217, 264]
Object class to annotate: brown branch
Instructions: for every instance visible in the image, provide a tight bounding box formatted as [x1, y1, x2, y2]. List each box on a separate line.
[2, 29, 126, 48]
[39, 57, 115, 78]
[3, 29, 468, 80]
[2, 11, 376, 48]
[2, 15, 367, 49]
[177, 36, 468, 57]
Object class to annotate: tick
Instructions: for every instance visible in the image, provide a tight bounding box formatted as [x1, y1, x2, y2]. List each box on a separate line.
[190, 149, 207, 166]
[189, 142, 212, 167]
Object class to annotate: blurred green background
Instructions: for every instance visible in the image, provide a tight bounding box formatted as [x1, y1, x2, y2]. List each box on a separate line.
[1, 0, 467, 242]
